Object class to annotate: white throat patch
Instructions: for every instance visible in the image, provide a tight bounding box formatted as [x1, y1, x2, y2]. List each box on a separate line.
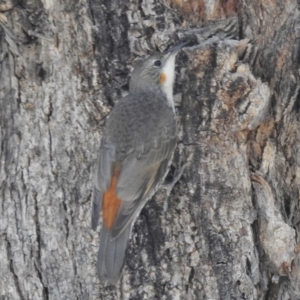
[161, 55, 176, 112]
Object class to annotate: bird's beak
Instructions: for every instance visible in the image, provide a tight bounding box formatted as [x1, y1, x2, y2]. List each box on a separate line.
[167, 42, 189, 57]
[162, 42, 188, 67]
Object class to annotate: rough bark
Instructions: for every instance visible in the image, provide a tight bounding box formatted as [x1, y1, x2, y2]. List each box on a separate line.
[1, 0, 300, 299]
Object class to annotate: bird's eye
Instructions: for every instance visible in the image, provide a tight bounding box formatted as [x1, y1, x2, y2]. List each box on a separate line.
[153, 60, 162, 67]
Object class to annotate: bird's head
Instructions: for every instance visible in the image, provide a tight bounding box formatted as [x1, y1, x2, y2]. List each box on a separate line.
[129, 43, 187, 95]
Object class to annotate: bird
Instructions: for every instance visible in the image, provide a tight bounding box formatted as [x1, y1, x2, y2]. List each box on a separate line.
[91, 42, 187, 284]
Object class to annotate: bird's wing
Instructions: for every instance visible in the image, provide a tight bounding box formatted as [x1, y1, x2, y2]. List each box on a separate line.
[110, 135, 177, 238]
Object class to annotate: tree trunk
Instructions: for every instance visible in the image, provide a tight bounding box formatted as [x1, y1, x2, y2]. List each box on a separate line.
[1, 0, 299, 299]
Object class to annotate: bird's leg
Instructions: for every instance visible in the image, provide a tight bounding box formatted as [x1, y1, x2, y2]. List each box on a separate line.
[161, 159, 187, 212]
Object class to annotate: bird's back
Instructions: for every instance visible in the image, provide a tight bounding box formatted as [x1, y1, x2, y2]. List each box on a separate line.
[104, 90, 177, 161]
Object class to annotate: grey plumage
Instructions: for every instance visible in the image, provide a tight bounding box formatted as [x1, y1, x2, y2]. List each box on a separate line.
[92, 44, 186, 284]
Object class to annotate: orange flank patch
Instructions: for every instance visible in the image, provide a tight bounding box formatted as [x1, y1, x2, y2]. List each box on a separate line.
[160, 72, 167, 84]
[102, 165, 122, 230]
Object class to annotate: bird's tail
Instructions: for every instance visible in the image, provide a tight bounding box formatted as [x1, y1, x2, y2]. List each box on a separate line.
[97, 224, 131, 284]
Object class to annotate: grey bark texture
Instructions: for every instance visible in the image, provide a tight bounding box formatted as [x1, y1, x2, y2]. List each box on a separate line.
[0, 0, 299, 299]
